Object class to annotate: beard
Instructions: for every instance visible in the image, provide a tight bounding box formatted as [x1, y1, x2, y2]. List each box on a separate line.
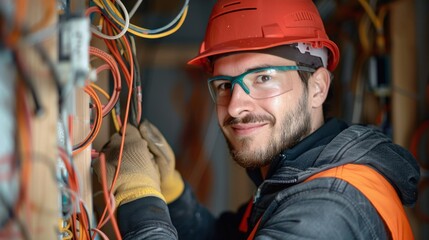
[222, 91, 312, 169]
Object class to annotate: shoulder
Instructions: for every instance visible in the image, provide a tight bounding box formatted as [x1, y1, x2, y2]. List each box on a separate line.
[255, 177, 388, 239]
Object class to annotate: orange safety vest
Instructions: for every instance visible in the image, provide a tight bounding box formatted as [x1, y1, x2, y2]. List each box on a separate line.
[244, 164, 414, 240]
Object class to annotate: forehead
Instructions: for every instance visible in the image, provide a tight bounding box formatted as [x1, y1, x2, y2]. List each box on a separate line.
[212, 52, 297, 76]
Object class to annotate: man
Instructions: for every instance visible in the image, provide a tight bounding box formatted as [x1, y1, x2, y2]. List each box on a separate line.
[94, 0, 420, 239]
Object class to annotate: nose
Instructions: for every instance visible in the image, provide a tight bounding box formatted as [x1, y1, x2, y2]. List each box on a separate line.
[227, 84, 254, 117]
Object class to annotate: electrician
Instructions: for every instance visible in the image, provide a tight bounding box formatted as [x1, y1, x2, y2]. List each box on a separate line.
[93, 0, 420, 239]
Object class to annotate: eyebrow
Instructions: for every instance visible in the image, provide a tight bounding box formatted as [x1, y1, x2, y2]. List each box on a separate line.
[244, 64, 274, 72]
[212, 64, 278, 77]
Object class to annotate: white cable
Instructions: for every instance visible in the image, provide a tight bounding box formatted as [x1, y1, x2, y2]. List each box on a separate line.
[90, 0, 130, 40]
[129, 0, 143, 19]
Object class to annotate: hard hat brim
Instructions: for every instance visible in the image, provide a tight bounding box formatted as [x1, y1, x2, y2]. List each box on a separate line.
[188, 37, 339, 72]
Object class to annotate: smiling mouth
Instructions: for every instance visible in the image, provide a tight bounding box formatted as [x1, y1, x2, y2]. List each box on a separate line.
[230, 122, 268, 136]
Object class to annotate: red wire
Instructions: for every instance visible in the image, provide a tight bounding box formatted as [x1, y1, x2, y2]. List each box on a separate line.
[15, 77, 32, 225]
[410, 120, 429, 170]
[87, 5, 136, 240]
[72, 85, 103, 156]
[90, 47, 122, 117]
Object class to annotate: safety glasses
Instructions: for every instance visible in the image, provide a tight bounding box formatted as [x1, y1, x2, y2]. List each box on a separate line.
[208, 65, 315, 105]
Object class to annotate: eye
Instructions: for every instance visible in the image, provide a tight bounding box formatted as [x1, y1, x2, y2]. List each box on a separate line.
[219, 82, 231, 90]
[256, 74, 272, 83]
[215, 81, 232, 92]
[254, 69, 277, 84]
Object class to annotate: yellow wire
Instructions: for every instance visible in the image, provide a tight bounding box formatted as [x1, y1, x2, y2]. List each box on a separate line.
[358, 0, 387, 52]
[61, 229, 73, 240]
[358, 0, 382, 31]
[376, 5, 388, 52]
[59, 219, 73, 240]
[359, 15, 371, 53]
[90, 83, 120, 132]
[131, 6, 188, 39]
[96, 0, 188, 39]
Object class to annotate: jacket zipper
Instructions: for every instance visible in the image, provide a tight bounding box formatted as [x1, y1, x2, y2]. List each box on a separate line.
[253, 177, 298, 203]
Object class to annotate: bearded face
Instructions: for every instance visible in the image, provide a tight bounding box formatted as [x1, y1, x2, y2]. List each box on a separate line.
[222, 87, 311, 168]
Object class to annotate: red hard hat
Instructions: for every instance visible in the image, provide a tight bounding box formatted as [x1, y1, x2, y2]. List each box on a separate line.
[188, 0, 340, 72]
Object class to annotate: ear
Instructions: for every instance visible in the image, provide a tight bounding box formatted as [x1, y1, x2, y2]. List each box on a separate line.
[309, 67, 331, 109]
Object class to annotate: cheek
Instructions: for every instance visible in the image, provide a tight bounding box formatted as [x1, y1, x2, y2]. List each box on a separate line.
[258, 94, 290, 116]
[216, 105, 228, 125]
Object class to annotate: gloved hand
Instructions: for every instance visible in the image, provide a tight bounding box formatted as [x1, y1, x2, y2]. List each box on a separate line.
[92, 124, 165, 207]
[139, 120, 184, 203]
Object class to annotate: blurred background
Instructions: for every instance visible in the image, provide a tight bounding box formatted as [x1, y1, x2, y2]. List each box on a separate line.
[0, 0, 428, 239]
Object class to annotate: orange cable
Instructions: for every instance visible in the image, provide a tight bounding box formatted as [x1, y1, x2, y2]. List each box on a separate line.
[98, 153, 122, 240]
[15, 73, 33, 229]
[95, 31, 134, 240]
[6, 0, 27, 46]
[72, 85, 103, 156]
[90, 47, 122, 117]
[87, 5, 135, 239]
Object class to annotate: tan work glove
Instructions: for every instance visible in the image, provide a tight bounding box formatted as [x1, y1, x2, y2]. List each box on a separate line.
[93, 124, 165, 207]
[139, 120, 184, 203]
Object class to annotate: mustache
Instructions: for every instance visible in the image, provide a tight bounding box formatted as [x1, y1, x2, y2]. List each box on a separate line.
[223, 114, 275, 126]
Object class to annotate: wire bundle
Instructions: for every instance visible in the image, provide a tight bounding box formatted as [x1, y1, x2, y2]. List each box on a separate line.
[81, 0, 190, 239]
[91, 0, 189, 39]
[0, 0, 190, 238]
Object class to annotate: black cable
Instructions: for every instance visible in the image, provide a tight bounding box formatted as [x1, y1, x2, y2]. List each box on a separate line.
[33, 43, 64, 113]
[12, 50, 44, 116]
[0, 192, 30, 240]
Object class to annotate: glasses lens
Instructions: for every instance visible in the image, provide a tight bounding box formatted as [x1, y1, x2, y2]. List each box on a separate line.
[209, 79, 232, 105]
[243, 68, 294, 99]
[208, 66, 313, 105]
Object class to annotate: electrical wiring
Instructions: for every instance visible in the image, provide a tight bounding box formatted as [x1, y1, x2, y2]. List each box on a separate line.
[87, 6, 134, 89]
[59, 148, 93, 240]
[90, 83, 121, 132]
[97, 14, 144, 127]
[109, 32, 141, 126]
[72, 85, 103, 156]
[4, 0, 27, 47]
[15, 78, 32, 217]
[128, 0, 143, 18]
[58, 149, 81, 239]
[89, 46, 122, 117]
[92, 190, 116, 231]
[59, 219, 73, 240]
[358, 0, 388, 52]
[89, 0, 130, 40]
[34, 43, 64, 111]
[88, 6, 144, 127]
[4, 0, 57, 48]
[358, 14, 372, 53]
[129, 35, 142, 125]
[102, 19, 143, 126]
[91, 228, 110, 240]
[93, 26, 136, 240]
[102, 20, 133, 86]
[82, 1, 188, 238]
[96, 153, 122, 240]
[94, 0, 189, 38]
[358, 0, 382, 33]
[12, 50, 44, 115]
[0, 194, 30, 240]
[85, 13, 136, 237]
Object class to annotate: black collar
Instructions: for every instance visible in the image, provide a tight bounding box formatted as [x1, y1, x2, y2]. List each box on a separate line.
[247, 118, 349, 186]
